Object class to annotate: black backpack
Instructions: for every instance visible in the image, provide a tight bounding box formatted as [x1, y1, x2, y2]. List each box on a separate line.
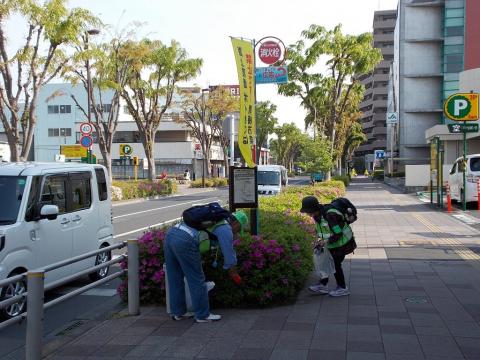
[182, 202, 232, 230]
[329, 197, 357, 224]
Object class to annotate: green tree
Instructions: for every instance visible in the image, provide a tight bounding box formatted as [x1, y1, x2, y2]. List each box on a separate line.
[0, 0, 98, 161]
[298, 138, 333, 174]
[279, 24, 382, 175]
[181, 86, 237, 185]
[121, 39, 202, 180]
[270, 123, 307, 172]
[255, 101, 278, 164]
[341, 120, 366, 173]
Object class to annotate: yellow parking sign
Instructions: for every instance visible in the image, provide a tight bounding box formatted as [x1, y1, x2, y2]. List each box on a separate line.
[444, 93, 479, 121]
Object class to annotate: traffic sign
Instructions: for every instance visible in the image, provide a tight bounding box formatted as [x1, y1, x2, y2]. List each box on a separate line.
[60, 145, 87, 158]
[120, 144, 133, 156]
[80, 135, 93, 148]
[386, 112, 398, 124]
[444, 93, 479, 121]
[79, 122, 93, 135]
[374, 150, 385, 159]
[255, 66, 288, 84]
[447, 123, 479, 133]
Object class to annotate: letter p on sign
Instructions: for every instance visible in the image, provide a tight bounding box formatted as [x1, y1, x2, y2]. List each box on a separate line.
[444, 93, 479, 121]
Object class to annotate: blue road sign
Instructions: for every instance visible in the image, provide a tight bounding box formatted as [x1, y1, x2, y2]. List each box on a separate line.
[255, 66, 288, 84]
[374, 150, 385, 159]
[80, 135, 93, 148]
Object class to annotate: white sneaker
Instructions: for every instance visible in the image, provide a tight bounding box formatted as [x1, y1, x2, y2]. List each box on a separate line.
[195, 313, 222, 323]
[329, 287, 350, 297]
[308, 284, 329, 294]
[206, 281, 215, 291]
[171, 311, 195, 321]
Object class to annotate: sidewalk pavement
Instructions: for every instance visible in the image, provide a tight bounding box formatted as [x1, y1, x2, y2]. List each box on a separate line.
[17, 178, 480, 359]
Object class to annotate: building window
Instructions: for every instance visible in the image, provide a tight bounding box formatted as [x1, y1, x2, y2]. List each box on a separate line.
[113, 131, 140, 143]
[123, 105, 130, 114]
[445, 17, 464, 27]
[48, 128, 72, 137]
[48, 105, 71, 114]
[445, 8, 464, 18]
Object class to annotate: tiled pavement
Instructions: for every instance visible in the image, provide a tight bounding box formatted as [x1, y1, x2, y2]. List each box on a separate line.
[10, 178, 480, 359]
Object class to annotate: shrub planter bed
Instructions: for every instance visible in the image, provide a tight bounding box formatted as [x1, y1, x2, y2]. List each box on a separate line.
[118, 180, 345, 307]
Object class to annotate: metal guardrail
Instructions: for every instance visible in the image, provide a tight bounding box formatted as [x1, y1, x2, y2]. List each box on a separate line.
[0, 240, 140, 360]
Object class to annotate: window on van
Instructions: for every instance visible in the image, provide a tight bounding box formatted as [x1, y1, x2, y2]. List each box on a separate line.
[258, 171, 280, 186]
[95, 168, 108, 201]
[71, 173, 92, 211]
[0, 176, 26, 225]
[40, 176, 67, 214]
[470, 157, 480, 172]
[450, 163, 456, 175]
[25, 176, 42, 222]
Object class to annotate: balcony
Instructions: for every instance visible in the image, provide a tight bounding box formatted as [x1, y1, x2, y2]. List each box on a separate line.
[373, 87, 388, 97]
[364, 87, 373, 97]
[373, 127, 387, 136]
[374, 113, 387, 123]
[374, 34, 394, 43]
[362, 120, 375, 130]
[381, 47, 394, 56]
[361, 108, 373, 118]
[371, 140, 387, 149]
[372, 99, 388, 109]
[360, 98, 373, 108]
[373, 73, 389, 83]
[375, 60, 391, 70]
[373, 19, 396, 29]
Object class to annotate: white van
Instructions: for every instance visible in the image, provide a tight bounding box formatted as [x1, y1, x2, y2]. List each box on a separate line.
[257, 165, 288, 195]
[449, 154, 480, 203]
[0, 162, 113, 318]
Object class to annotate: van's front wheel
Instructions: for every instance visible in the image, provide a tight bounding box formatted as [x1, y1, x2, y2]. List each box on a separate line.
[0, 273, 27, 319]
[89, 247, 111, 281]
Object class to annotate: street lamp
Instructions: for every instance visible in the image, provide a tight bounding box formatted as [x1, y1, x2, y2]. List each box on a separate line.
[85, 29, 100, 164]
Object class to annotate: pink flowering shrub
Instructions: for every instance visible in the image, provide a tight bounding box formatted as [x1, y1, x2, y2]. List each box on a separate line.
[118, 181, 344, 307]
[111, 180, 177, 201]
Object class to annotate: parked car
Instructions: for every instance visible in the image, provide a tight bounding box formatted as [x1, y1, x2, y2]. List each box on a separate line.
[0, 162, 113, 318]
[449, 154, 480, 203]
[257, 165, 288, 195]
[310, 172, 324, 183]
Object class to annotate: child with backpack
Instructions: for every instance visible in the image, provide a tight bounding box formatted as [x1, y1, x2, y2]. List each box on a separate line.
[300, 196, 357, 297]
[163, 203, 248, 322]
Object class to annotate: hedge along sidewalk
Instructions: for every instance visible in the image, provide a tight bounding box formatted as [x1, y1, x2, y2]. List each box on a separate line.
[111, 182, 219, 207]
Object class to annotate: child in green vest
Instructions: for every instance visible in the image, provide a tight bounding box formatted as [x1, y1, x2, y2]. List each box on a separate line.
[300, 196, 356, 297]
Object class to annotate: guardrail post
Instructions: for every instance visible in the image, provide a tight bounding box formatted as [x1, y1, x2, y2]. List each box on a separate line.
[127, 239, 140, 316]
[26, 270, 45, 360]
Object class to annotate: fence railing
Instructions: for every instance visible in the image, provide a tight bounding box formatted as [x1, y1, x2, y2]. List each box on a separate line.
[0, 240, 140, 360]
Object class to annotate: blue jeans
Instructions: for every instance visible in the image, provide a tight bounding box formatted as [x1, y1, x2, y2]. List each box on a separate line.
[164, 227, 209, 319]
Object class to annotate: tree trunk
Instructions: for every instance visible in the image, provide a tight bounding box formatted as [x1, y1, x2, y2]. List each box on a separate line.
[145, 129, 156, 181]
[6, 130, 19, 162]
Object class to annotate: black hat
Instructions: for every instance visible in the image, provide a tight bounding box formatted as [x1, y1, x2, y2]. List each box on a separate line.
[300, 196, 320, 214]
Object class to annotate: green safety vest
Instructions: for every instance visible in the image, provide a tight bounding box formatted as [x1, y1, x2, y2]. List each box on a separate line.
[315, 208, 353, 249]
[198, 220, 228, 254]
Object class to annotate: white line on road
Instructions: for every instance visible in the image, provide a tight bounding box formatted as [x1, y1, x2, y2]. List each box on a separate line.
[113, 197, 220, 220]
[113, 217, 182, 239]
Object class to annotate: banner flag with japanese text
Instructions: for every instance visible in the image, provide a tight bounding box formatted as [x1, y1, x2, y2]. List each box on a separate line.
[231, 38, 255, 167]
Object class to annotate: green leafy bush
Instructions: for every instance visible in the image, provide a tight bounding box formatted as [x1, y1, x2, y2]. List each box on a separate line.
[117, 181, 344, 307]
[111, 180, 177, 201]
[190, 178, 228, 188]
[332, 175, 350, 187]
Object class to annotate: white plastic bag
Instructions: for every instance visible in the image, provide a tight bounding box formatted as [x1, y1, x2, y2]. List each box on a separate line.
[313, 247, 335, 278]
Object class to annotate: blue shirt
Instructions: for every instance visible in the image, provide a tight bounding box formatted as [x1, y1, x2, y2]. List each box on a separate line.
[211, 223, 237, 269]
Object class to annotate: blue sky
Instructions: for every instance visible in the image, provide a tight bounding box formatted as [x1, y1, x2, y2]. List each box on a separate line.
[19, 0, 399, 127]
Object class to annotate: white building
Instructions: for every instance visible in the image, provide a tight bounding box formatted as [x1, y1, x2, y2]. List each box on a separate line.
[33, 83, 225, 178]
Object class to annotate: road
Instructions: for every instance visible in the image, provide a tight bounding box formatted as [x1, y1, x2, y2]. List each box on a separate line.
[0, 180, 310, 358]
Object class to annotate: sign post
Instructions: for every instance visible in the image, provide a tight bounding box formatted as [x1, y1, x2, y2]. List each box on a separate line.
[79, 122, 94, 163]
[444, 92, 480, 211]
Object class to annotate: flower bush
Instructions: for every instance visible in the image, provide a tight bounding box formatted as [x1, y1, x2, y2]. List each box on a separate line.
[111, 179, 177, 201]
[117, 181, 345, 307]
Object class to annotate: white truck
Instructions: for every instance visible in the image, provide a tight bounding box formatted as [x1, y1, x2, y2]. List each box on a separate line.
[257, 165, 288, 195]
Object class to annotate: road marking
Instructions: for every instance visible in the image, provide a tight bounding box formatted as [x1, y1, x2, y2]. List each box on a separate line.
[111, 188, 217, 207]
[113, 197, 220, 219]
[412, 213, 480, 265]
[114, 217, 182, 239]
[452, 213, 480, 225]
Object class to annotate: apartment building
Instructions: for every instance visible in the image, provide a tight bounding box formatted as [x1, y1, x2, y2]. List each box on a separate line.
[354, 9, 397, 172]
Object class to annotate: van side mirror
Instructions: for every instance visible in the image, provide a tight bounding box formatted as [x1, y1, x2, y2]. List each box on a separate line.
[40, 204, 59, 220]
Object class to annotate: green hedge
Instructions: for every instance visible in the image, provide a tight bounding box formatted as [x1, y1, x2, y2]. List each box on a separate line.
[190, 178, 228, 188]
[111, 179, 177, 201]
[117, 181, 345, 308]
[332, 175, 350, 187]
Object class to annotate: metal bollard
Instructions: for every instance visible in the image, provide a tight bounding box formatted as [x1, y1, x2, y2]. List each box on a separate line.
[127, 239, 140, 316]
[26, 270, 45, 360]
